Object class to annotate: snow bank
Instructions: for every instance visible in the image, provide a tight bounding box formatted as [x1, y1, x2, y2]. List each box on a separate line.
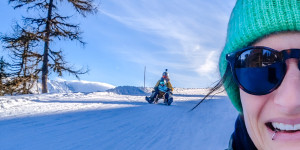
[106, 86, 227, 97]
[106, 86, 150, 95]
[173, 88, 226, 96]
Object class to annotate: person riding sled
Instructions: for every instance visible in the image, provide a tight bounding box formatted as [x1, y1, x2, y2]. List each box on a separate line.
[146, 69, 174, 105]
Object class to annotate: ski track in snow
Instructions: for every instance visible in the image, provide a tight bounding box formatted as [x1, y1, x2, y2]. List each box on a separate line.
[0, 90, 238, 150]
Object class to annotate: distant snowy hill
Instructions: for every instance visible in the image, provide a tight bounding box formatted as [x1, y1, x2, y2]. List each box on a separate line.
[31, 80, 116, 93]
[30, 80, 222, 96]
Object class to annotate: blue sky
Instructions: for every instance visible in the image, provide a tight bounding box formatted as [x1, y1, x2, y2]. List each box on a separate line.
[0, 0, 235, 88]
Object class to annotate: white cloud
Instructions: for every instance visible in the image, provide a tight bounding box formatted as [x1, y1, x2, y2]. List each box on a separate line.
[197, 51, 218, 74]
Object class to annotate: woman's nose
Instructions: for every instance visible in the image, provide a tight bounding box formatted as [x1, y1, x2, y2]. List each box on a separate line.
[273, 59, 300, 115]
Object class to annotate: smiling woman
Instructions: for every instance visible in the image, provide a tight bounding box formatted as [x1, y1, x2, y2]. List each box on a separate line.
[201, 0, 300, 150]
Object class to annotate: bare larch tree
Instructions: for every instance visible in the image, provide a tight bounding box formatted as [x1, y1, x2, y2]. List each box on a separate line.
[1, 24, 42, 94]
[8, 0, 97, 93]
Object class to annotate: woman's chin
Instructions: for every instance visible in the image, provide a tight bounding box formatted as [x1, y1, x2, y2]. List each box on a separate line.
[264, 125, 300, 149]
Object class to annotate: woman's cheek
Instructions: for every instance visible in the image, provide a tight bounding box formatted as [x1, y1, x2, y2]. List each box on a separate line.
[240, 90, 271, 149]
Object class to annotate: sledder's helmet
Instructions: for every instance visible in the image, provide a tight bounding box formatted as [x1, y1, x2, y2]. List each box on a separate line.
[162, 69, 169, 79]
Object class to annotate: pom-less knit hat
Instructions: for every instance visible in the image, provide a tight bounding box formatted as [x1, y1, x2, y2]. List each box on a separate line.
[219, 0, 300, 113]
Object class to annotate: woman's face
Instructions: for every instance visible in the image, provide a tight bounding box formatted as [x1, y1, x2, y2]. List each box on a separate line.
[240, 32, 300, 150]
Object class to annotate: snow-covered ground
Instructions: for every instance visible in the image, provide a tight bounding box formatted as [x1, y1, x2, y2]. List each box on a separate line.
[0, 85, 238, 150]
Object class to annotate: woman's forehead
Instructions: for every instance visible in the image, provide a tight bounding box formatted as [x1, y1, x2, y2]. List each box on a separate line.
[253, 32, 300, 50]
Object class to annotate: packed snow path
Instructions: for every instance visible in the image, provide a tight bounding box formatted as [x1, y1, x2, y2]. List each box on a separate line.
[0, 91, 238, 150]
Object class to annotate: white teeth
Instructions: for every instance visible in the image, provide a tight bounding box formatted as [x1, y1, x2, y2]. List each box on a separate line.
[294, 124, 300, 130]
[272, 122, 300, 131]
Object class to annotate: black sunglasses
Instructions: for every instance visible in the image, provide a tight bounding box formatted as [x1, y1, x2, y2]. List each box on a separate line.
[226, 46, 300, 95]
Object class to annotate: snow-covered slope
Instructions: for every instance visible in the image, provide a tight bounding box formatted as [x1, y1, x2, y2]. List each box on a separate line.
[0, 88, 237, 150]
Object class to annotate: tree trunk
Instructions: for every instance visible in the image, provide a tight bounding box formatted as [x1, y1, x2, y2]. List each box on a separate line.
[41, 0, 54, 93]
[23, 42, 28, 94]
[0, 79, 3, 96]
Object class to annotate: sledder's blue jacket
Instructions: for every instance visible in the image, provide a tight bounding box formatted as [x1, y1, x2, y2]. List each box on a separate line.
[226, 115, 257, 150]
[154, 78, 173, 93]
[158, 84, 168, 92]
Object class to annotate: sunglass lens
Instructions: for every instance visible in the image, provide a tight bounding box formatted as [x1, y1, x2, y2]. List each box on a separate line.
[234, 49, 286, 95]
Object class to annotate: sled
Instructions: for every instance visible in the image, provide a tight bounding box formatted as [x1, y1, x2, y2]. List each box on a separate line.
[145, 91, 173, 105]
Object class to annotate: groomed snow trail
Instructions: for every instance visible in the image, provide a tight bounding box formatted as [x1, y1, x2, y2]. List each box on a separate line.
[0, 91, 238, 150]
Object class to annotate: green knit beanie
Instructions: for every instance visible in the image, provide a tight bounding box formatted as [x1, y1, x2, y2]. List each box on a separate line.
[219, 0, 300, 113]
